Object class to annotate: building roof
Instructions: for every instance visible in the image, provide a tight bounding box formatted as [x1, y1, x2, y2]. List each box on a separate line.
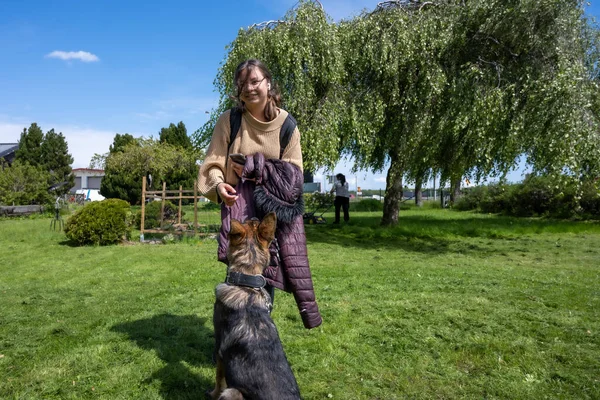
[0, 143, 19, 158]
[72, 168, 105, 173]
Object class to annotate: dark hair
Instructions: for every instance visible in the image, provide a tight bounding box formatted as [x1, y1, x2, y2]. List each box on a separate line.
[336, 173, 346, 185]
[233, 59, 281, 121]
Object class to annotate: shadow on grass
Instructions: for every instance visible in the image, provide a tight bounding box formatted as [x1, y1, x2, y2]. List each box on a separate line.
[305, 211, 600, 255]
[111, 313, 214, 400]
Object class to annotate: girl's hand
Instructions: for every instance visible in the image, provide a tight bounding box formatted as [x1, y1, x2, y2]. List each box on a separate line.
[217, 183, 238, 206]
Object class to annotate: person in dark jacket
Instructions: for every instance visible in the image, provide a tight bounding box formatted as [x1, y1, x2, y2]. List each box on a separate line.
[197, 59, 322, 329]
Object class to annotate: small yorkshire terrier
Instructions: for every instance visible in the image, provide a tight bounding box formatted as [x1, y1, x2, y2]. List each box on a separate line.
[209, 212, 301, 400]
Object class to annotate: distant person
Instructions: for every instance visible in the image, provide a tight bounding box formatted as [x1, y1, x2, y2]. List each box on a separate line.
[330, 173, 350, 224]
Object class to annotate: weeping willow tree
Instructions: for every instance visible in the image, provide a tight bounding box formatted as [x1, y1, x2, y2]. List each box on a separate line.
[339, 1, 451, 225]
[195, 0, 599, 226]
[193, 0, 345, 173]
[341, 0, 599, 224]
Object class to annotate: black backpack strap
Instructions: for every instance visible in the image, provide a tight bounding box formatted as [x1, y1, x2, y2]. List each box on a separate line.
[279, 113, 297, 159]
[228, 108, 243, 154]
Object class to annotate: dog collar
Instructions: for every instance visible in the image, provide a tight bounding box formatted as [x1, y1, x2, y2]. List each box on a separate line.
[225, 271, 267, 289]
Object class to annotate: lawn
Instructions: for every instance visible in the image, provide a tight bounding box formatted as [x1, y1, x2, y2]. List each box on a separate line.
[1, 207, 599, 399]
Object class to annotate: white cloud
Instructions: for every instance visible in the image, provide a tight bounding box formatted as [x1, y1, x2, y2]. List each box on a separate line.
[46, 50, 99, 63]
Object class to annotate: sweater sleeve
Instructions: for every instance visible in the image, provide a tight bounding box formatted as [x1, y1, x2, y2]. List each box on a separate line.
[197, 111, 231, 203]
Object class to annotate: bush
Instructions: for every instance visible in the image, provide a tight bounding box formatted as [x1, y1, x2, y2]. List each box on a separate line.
[454, 176, 600, 219]
[353, 198, 384, 212]
[455, 186, 488, 211]
[201, 201, 221, 211]
[136, 200, 182, 229]
[65, 199, 132, 245]
[304, 192, 334, 211]
[579, 180, 600, 217]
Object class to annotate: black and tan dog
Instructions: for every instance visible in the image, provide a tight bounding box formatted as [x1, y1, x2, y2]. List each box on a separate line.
[209, 212, 301, 400]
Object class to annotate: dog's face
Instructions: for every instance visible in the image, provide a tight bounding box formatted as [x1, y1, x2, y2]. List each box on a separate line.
[227, 212, 277, 275]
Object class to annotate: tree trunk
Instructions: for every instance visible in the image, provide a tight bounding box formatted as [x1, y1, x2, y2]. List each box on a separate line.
[415, 176, 423, 207]
[381, 158, 403, 226]
[449, 175, 461, 206]
[440, 187, 445, 208]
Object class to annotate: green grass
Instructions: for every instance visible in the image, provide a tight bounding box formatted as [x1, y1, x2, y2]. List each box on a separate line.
[1, 208, 599, 399]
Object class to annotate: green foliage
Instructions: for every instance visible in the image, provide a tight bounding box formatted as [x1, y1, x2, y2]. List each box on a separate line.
[100, 139, 200, 204]
[456, 175, 600, 219]
[194, 0, 345, 172]
[90, 134, 138, 170]
[304, 191, 334, 211]
[159, 121, 192, 150]
[41, 129, 75, 196]
[13, 123, 75, 197]
[353, 198, 384, 212]
[201, 201, 221, 211]
[0, 160, 53, 205]
[109, 133, 137, 153]
[64, 199, 133, 245]
[135, 200, 182, 229]
[197, 0, 598, 226]
[15, 123, 44, 167]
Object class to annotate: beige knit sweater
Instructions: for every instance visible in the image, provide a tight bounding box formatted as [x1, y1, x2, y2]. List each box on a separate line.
[197, 109, 303, 203]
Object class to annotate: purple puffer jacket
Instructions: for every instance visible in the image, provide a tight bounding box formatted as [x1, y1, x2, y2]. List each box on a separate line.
[217, 153, 322, 329]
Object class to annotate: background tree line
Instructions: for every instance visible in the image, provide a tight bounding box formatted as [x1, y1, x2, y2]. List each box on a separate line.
[1, 121, 201, 206]
[95, 121, 202, 205]
[0, 123, 74, 205]
[194, 0, 600, 226]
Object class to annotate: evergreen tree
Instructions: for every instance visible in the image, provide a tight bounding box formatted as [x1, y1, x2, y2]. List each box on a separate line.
[159, 122, 192, 150]
[15, 123, 44, 167]
[109, 133, 137, 153]
[40, 129, 75, 196]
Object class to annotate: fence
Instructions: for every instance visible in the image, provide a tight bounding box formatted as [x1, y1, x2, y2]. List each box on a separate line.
[139, 176, 217, 241]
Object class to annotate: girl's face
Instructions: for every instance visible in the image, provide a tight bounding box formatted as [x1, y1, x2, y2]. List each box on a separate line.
[238, 67, 269, 113]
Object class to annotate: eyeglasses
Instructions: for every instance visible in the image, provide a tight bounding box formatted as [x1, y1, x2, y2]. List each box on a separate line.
[241, 76, 267, 90]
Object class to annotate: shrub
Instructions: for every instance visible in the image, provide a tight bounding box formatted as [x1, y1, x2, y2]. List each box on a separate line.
[201, 201, 220, 211]
[136, 200, 182, 229]
[453, 175, 600, 219]
[353, 198, 384, 212]
[64, 199, 132, 245]
[455, 186, 488, 211]
[578, 180, 600, 218]
[304, 192, 334, 211]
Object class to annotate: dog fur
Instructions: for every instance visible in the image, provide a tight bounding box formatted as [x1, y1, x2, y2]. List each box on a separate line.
[209, 212, 301, 400]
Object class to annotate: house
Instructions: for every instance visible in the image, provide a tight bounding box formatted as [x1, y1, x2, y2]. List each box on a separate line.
[71, 168, 105, 193]
[0, 143, 19, 166]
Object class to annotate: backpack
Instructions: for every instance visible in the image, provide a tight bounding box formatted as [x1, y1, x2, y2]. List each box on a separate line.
[228, 108, 297, 159]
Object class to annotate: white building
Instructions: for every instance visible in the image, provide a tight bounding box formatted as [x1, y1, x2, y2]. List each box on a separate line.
[71, 168, 105, 192]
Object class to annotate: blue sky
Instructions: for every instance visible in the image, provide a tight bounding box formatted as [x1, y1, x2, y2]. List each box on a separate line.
[1, 1, 598, 191]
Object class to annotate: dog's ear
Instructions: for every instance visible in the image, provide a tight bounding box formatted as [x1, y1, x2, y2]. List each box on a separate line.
[229, 219, 245, 240]
[258, 212, 277, 243]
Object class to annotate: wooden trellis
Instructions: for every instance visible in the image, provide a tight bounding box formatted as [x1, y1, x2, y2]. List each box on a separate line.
[140, 176, 212, 241]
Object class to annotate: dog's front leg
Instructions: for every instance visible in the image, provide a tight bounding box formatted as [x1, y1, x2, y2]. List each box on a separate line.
[208, 355, 227, 399]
